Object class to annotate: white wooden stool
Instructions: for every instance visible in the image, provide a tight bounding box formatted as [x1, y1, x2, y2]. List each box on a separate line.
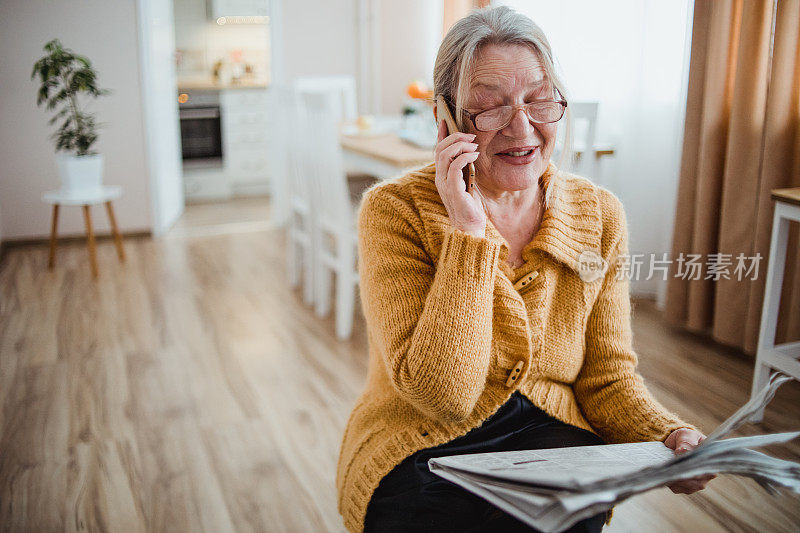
[41, 186, 125, 279]
[751, 187, 800, 421]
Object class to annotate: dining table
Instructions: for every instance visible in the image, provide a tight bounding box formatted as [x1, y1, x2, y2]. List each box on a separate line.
[340, 116, 434, 179]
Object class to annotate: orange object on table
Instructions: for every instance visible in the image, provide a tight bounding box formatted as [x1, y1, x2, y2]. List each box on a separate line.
[407, 80, 433, 100]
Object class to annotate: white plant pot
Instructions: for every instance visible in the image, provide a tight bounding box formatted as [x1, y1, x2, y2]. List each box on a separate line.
[56, 153, 104, 193]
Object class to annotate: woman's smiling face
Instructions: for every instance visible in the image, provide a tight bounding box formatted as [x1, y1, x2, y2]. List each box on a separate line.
[462, 43, 558, 192]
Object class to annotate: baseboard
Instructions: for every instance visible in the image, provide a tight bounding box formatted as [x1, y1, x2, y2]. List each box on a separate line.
[0, 230, 152, 265]
[231, 182, 272, 196]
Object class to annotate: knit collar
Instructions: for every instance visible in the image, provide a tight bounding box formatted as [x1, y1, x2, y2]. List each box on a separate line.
[411, 161, 602, 277]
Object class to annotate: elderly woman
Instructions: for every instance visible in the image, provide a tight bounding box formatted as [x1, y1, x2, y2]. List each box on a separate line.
[336, 6, 713, 533]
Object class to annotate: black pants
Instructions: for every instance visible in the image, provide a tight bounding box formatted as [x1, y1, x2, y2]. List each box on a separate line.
[364, 391, 608, 533]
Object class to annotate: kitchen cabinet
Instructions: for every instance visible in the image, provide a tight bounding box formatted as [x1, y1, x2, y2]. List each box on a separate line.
[207, 0, 268, 19]
[184, 165, 232, 200]
[175, 0, 207, 24]
[220, 88, 272, 194]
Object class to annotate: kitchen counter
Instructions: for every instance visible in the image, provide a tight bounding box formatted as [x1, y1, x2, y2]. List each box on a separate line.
[177, 76, 269, 91]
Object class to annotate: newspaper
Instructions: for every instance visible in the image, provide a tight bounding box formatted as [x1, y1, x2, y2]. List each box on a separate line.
[429, 372, 799, 532]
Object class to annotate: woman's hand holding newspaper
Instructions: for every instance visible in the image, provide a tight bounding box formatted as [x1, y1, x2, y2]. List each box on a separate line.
[664, 428, 718, 494]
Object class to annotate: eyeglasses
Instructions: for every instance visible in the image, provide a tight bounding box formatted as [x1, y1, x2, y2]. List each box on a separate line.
[455, 92, 568, 132]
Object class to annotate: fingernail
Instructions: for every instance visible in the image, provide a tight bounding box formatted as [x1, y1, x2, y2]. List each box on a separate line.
[468, 133, 477, 139]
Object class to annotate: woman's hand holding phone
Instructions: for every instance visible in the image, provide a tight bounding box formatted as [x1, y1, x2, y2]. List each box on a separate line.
[434, 119, 487, 238]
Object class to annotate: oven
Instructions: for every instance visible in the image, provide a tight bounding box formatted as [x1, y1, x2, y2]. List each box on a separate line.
[178, 90, 223, 167]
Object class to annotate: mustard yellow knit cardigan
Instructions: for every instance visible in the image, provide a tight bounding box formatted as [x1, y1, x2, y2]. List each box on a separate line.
[336, 161, 698, 532]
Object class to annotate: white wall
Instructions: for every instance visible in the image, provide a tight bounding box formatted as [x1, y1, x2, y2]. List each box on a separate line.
[273, 0, 443, 116]
[376, 0, 442, 114]
[0, 0, 154, 240]
[279, 0, 359, 85]
[499, 0, 693, 298]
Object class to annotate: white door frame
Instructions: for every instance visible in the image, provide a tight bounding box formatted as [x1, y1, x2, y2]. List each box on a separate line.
[136, 0, 184, 237]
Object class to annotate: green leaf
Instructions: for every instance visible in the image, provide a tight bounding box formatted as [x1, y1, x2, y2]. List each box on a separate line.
[48, 108, 70, 125]
[33, 38, 108, 154]
[37, 85, 50, 106]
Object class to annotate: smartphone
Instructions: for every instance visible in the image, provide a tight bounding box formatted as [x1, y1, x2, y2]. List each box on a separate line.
[436, 95, 476, 191]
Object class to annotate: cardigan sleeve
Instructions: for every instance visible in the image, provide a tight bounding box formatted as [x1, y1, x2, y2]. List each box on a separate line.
[573, 201, 700, 444]
[357, 186, 502, 423]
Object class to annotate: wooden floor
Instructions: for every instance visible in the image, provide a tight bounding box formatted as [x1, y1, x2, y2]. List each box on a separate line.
[0, 197, 798, 532]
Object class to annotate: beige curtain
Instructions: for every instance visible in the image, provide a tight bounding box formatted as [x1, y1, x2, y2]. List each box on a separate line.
[665, 0, 800, 355]
[443, 0, 490, 36]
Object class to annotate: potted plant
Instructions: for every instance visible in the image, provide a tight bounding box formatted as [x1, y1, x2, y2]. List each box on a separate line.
[31, 39, 110, 193]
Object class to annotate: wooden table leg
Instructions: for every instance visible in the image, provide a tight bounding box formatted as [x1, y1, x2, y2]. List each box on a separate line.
[105, 201, 126, 262]
[82, 205, 99, 279]
[48, 204, 60, 270]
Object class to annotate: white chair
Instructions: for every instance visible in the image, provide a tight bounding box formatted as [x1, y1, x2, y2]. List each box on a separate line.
[569, 102, 599, 180]
[278, 86, 317, 307]
[293, 75, 358, 125]
[301, 90, 360, 340]
[272, 83, 366, 228]
[553, 101, 599, 180]
[293, 75, 376, 182]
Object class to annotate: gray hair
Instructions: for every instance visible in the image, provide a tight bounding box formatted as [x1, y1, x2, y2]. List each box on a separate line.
[433, 5, 573, 171]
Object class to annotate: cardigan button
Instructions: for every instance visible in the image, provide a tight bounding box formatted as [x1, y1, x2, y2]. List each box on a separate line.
[505, 360, 526, 387]
[513, 271, 539, 291]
